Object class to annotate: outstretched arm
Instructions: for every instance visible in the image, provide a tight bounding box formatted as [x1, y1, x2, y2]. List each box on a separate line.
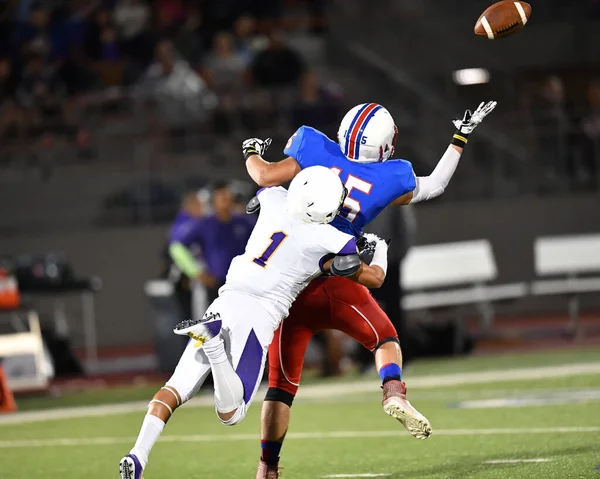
[242, 137, 301, 187]
[323, 234, 389, 289]
[321, 257, 386, 289]
[349, 262, 386, 289]
[393, 101, 497, 205]
[246, 155, 301, 187]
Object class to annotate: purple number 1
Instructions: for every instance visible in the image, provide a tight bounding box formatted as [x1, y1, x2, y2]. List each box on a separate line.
[253, 231, 288, 267]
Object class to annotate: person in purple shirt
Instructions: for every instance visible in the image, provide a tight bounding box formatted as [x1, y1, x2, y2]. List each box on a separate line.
[169, 181, 256, 308]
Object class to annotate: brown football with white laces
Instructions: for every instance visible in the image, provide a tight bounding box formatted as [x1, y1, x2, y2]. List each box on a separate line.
[474, 1, 532, 40]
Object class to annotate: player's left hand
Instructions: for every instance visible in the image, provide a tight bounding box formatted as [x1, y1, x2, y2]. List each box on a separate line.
[242, 137, 272, 160]
[452, 101, 497, 135]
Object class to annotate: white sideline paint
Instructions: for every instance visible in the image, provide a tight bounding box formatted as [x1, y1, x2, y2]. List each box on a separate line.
[2, 361, 600, 426]
[455, 389, 600, 409]
[486, 458, 551, 464]
[323, 474, 391, 478]
[0, 427, 599, 449]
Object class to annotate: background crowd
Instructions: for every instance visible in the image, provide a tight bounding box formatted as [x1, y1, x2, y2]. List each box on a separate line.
[0, 0, 341, 154]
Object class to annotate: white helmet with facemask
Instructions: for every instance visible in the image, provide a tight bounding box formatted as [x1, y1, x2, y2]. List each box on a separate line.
[287, 166, 347, 224]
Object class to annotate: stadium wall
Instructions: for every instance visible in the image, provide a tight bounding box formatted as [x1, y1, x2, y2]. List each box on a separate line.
[1, 194, 599, 349]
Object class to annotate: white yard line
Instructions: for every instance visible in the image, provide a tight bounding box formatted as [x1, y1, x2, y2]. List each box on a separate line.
[2, 361, 600, 426]
[485, 458, 552, 464]
[454, 389, 600, 409]
[0, 427, 599, 449]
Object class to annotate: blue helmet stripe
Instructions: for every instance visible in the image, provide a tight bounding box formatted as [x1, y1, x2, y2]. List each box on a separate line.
[353, 105, 383, 159]
[344, 103, 370, 157]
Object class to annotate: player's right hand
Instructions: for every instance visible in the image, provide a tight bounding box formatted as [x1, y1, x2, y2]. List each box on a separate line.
[242, 137, 272, 160]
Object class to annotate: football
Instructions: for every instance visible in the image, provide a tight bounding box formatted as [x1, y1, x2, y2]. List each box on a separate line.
[474, 1, 532, 40]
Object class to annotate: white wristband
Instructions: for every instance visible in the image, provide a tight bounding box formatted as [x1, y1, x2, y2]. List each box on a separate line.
[370, 241, 388, 277]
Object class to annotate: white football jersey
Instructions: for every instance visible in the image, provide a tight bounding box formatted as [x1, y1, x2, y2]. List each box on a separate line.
[221, 187, 355, 322]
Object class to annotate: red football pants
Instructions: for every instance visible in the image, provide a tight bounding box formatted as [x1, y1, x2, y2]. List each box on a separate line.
[268, 276, 398, 396]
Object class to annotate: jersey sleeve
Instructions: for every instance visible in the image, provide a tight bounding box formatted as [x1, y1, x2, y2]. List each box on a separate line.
[390, 159, 417, 198]
[170, 217, 204, 247]
[257, 186, 287, 206]
[284, 125, 327, 170]
[283, 126, 308, 162]
[317, 228, 357, 273]
[322, 226, 357, 256]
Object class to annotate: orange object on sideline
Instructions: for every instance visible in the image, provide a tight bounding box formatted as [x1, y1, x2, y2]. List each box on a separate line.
[0, 366, 17, 413]
[0, 269, 20, 309]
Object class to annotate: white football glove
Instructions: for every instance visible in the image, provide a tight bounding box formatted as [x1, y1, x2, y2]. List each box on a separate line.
[242, 137, 272, 160]
[452, 101, 497, 135]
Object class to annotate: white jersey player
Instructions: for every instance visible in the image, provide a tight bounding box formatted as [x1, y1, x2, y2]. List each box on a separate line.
[119, 166, 390, 479]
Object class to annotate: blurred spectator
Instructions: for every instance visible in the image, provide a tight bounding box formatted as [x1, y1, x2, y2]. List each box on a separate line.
[156, 0, 186, 37]
[202, 31, 248, 102]
[529, 76, 577, 191]
[13, 3, 64, 63]
[16, 50, 67, 138]
[0, 57, 25, 140]
[233, 15, 257, 64]
[84, 7, 123, 86]
[84, 8, 116, 61]
[165, 189, 210, 322]
[169, 181, 256, 307]
[291, 70, 342, 138]
[115, 0, 150, 45]
[172, 6, 204, 66]
[579, 79, 600, 188]
[249, 30, 304, 89]
[136, 40, 217, 130]
[114, 0, 153, 68]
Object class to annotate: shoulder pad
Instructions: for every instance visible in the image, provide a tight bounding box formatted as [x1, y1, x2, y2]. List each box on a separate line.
[330, 254, 361, 277]
[246, 196, 260, 215]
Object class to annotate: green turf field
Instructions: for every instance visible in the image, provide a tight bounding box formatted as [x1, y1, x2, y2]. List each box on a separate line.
[2, 348, 600, 478]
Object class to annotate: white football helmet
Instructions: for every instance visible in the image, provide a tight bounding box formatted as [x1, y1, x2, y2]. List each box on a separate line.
[337, 103, 398, 163]
[287, 166, 347, 224]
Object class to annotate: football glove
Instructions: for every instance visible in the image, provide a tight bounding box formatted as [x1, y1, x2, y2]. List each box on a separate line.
[357, 233, 390, 265]
[451, 101, 497, 148]
[242, 137, 272, 160]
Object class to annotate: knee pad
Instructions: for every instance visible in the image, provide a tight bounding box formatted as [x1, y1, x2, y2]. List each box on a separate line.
[265, 387, 296, 408]
[218, 404, 247, 426]
[374, 336, 400, 352]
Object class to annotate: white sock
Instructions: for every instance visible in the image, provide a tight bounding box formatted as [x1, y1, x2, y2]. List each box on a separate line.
[130, 414, 165, 468]
[203, 336, 244, 413]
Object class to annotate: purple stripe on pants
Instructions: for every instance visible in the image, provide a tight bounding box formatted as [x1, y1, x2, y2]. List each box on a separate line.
[235, 329, 264, 404]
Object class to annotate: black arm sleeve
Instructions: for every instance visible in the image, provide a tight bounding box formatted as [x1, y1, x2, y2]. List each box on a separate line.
[330, 254, 361, 277]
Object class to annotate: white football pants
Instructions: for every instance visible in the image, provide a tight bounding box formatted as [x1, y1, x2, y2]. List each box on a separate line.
[165, 290, 278, 425]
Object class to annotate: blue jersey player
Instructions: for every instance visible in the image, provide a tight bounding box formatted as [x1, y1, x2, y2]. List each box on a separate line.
[244, 101, 497, 479]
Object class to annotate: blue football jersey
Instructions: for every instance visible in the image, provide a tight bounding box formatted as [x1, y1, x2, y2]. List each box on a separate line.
[284, 126, 416, 236]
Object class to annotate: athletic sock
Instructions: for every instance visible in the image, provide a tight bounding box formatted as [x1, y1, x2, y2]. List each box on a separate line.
[203, 336, 244, 412]
[261, 440, 283, 465]
[130, 413, 165, 468]
[379, 363, 402, 384]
